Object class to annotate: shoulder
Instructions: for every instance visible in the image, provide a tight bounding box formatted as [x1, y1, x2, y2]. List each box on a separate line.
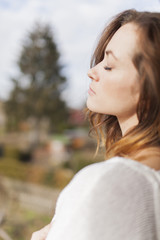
[60, 156, 160, 196]
[56, 156, 160, 208]
[52, 157, 160, 240]
[69, 156, 160, 187]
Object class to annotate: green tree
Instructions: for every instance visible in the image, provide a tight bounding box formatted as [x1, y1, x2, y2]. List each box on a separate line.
[4, 22, 69, 135]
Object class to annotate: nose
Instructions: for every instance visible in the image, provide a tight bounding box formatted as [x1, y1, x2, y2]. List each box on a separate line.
[87, 67, 98, 81]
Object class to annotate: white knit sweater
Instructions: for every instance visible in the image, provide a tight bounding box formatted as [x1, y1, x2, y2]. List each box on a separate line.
[46, 156, 160, 240]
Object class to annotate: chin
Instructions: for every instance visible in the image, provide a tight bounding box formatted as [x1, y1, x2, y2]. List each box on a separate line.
[86, 98, 114, 115]
[86, 102, 100, 113]
[86, 99, 95, 112]
[86, 101, 112, 116]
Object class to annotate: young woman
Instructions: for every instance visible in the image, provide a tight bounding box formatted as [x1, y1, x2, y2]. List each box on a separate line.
[31, 9, 160, 240]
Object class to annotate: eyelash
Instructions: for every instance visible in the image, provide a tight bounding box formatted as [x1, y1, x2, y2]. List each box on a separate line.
[104, 66, 112, 71]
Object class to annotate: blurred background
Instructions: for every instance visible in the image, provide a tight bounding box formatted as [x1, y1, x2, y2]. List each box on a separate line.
[0, 0, 159, 239]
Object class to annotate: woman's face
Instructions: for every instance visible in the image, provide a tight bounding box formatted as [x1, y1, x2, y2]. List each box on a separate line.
[87, 23, 140, 121]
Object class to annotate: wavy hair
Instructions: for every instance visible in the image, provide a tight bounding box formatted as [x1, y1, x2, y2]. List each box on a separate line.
[87, 9, 160, 161]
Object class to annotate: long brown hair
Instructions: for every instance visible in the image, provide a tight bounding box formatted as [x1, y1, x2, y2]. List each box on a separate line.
[87, 9, 160, 161]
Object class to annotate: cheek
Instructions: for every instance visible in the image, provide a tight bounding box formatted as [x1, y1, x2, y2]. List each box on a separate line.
[101, 72, 126, 101]
[99, 72, 139, 115]
[107, 69, 138, 97]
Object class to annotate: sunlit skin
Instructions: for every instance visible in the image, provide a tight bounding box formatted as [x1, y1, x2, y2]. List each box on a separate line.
[31, 223, 51, 240]
[87, 23, 140, 136]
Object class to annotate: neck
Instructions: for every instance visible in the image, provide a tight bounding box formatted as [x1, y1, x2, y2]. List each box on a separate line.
[117, 113, 139, 136]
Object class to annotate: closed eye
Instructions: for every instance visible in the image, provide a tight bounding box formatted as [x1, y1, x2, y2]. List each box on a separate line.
[104, 66, 112, 71]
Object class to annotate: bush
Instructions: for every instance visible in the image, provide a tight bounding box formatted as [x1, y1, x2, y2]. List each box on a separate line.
[4, 146, 20, 159]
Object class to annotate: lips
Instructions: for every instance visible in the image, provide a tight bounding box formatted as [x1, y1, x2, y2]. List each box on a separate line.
[88, 85, 96, 95]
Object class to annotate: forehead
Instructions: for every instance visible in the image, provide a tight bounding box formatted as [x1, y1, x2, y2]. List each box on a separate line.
[105, 23, 139, 61]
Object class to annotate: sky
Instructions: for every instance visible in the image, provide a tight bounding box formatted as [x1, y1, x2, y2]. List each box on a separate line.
[0, 0, 160, 109]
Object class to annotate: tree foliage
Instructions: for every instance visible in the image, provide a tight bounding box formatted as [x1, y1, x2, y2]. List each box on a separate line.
[5, 22, 69, 133]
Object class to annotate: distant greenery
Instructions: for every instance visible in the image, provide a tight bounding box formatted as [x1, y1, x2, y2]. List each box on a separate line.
[3, 205, 51, 240]
[62, 150, 101, 173]
[0, 155, 72, 189]
[4, 22, 69, 134]
[0, 145, 103, 189]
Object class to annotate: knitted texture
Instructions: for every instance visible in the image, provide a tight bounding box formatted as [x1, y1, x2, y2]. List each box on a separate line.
[46, 156, 160, 240]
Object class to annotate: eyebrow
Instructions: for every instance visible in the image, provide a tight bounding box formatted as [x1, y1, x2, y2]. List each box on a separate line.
[105, 50, 118, 61]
